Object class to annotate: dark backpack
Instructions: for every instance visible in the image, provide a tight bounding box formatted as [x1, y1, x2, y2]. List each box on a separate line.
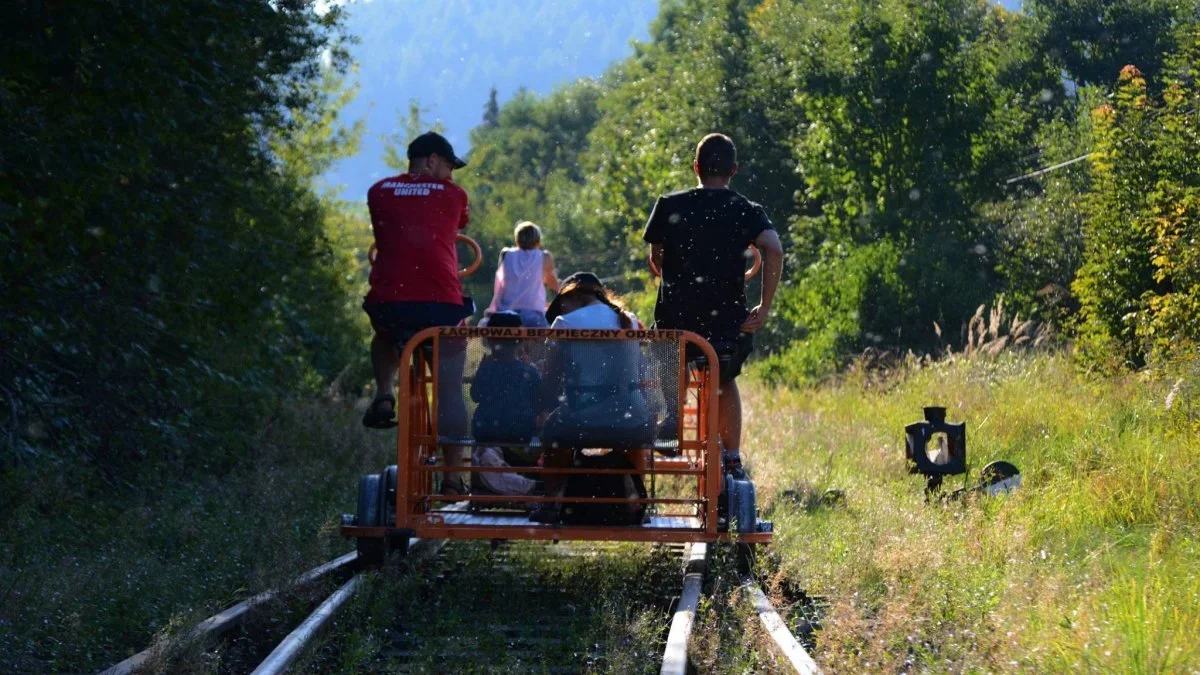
[561, 450, 648, 526]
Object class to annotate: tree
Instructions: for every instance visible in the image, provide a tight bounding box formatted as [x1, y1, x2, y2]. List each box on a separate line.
[482, 86, 501, 128]
[455, 81, 607, 305]
[0, 2, 362, 465]
[1025, 0, 1199, 88]
[1074, 31, 1200, 366]
[751, 0, 1059, 379]
[381, 99, 445, 170]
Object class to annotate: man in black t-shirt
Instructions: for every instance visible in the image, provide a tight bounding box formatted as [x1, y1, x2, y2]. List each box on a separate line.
[642, 133, 784, 477]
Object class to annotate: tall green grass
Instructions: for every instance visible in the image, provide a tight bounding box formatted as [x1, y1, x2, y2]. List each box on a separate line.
[0, 400, 392, 673]
[744, 354, 1200, 672]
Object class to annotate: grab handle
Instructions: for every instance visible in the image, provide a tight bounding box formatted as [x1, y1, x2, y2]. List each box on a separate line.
[368, 233, 483, 279]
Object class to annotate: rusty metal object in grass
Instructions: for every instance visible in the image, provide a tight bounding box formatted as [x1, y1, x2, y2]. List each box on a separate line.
[904, 407, 1022, 499]
[904, 406, 967, 495]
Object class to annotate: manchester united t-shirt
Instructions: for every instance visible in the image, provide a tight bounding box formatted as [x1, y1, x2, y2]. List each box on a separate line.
[366, 173, 469, 304]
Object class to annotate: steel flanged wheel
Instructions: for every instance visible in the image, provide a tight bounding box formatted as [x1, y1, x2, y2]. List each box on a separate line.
[356, 473, 385, 566]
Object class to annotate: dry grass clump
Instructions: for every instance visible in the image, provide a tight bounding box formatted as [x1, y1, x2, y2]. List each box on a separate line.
[939, 296, 1053, 359]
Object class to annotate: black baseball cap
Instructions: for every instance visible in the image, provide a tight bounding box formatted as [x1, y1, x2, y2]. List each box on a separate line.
[486, 310, 523, 328]
[407, 131, 467, 169]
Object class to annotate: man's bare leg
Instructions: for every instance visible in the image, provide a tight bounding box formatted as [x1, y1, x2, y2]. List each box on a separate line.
[363, 331, 400, 427]
[718, 379, 742, 452]
[718, 379, 747, 477]
[370, 331, 399, 396]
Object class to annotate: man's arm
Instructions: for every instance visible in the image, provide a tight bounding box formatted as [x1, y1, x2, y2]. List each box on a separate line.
[642, 196, 667, 278]
[740, 229, 784, 333]
[649, 243, 664, 278]
[543, 251, 559, 291]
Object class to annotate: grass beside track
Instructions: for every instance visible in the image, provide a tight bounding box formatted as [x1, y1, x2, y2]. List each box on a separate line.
[0, 400, 391, 674]
[744, 353, 1200, 673]
[3, 353, 1197, 672]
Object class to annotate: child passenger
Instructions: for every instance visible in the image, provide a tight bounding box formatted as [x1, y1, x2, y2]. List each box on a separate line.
[470, 310, 547, 443]
[483, 221, 559, 328]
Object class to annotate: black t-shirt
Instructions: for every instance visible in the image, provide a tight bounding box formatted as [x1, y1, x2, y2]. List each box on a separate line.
[642, 187, 774, 340]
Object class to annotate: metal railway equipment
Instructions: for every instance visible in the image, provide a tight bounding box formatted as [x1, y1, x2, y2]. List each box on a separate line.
[905, 406, 1021, 498]
[367, 232, 483, 279]
[342, 326, 773, 562]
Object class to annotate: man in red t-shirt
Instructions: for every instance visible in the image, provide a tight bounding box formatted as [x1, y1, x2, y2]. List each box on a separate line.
[362, 131, 474, 492]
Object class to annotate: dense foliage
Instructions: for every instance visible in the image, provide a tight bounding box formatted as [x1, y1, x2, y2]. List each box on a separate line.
[0, 2, 365, 466]
[1074, 33, 1200, 368]
[4, 0, 1198, 463]
[457, 0, 1198, 380]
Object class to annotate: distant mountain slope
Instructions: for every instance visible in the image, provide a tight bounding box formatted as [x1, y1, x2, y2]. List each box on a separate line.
[325, 0, 659, 194]
[324, 0, 1020, 195]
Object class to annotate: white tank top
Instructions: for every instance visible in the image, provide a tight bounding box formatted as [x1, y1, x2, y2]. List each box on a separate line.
[495, 248, 546, 312]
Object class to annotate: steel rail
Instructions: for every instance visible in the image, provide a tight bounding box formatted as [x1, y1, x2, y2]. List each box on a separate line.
[744, 578, 822, 674]
[99, 551, 358, 675]
[247, 536, 447, 674]
[250, 574, 364, 675]
[660, 543, 708, 675]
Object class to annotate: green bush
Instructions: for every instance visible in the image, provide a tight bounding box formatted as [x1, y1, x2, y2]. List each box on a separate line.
[1074, 33, 1200, 368]
[0, 3, 364, 467]
[756, 239, 907, 383]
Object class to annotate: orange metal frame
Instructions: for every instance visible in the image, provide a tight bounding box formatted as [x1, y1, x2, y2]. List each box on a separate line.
[342, 327, 772, 545]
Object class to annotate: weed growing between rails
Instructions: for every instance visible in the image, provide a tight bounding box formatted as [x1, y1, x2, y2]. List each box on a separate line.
[0, 400, 393, 674]
[305, 541, 679, 673]
[688, 539, 772, 672]
[740, 354, 1200, 673]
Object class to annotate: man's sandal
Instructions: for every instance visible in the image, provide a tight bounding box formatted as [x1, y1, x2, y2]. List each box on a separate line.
[362, 394, 398, 429]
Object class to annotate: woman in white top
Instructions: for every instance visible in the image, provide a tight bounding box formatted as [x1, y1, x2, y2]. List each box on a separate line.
[484, 221, 559, 327]
[532, 272, 654, 523]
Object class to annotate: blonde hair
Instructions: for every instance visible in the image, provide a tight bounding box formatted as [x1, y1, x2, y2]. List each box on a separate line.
[514, 221, 542, 250]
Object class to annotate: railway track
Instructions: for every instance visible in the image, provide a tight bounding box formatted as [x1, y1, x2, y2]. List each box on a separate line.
[100, 540, 820, 674]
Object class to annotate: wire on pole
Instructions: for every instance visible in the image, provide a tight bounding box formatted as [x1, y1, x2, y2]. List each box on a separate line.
[1004, 152, 1095, 185]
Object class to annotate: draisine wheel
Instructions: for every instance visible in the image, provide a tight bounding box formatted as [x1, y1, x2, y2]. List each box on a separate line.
[355, 473, 385, 566]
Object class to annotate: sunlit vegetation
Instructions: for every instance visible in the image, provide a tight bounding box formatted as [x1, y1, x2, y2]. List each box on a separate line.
[3, 0, 1199, 671]
[745, 353, 1200, 672]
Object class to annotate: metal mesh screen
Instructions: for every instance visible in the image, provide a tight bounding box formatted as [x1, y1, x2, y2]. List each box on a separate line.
[431, 330, 683, 452]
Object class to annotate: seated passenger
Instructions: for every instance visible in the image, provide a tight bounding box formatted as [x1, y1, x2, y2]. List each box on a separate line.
[482, 220, 559, 328]
[470, 311, 546, 443]
[531, 273, 655, 524]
